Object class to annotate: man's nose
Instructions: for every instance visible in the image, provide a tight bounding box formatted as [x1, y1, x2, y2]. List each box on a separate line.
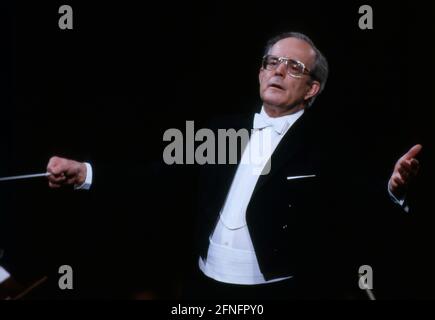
[273, 62, 287, 77]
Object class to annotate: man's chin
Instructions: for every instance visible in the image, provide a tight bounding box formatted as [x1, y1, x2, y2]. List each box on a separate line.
[262, 98, 288, 109]
[262, 91, 288, 104]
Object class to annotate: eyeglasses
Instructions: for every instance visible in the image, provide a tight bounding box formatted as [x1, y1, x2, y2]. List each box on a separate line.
[262, 55, 311, 78]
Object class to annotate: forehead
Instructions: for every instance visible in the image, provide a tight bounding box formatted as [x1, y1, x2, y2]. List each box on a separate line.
[268, 37, 316, 66]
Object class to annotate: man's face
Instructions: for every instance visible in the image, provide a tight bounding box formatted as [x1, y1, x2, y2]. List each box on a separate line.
[259, 37, 320, 112]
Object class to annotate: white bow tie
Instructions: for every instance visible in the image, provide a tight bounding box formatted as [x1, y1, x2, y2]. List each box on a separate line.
[253, 112, 289, 135]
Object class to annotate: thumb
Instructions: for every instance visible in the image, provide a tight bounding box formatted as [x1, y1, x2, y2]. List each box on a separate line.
[404, 144, 422, 160]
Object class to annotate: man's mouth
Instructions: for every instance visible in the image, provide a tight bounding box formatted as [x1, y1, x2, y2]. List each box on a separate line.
[268, 83, 285, 90]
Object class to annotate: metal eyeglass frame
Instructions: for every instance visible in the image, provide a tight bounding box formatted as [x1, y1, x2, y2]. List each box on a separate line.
[262, 54, 311, 78]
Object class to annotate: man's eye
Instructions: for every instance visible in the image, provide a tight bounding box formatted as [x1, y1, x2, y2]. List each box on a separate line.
[289, 63, 302, 73]
[268, 59, 278, 66]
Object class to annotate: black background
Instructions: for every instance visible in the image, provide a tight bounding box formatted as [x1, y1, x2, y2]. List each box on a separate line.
[0, 0, 433, 298]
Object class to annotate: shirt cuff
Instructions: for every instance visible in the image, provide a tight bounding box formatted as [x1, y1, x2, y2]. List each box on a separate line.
[74, 162, 93, 190]
[0, 265, 11, 284]
[387, 181, 409, 213]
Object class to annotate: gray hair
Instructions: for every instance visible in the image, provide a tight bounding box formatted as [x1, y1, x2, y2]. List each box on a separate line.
[264, 32, 329, 107]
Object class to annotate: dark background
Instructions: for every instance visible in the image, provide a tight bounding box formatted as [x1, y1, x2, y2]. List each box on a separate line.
[0, 0, 433, 298]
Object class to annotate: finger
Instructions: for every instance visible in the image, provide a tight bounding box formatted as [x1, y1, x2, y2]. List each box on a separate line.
[400, 161, 417, 175]
[398, 166, 410, 180]
[66, 177, 77, 185]
[47, 157, 61, 172]
[409, 158, 420, 169]
[404, 144, 423, 160]
[400, 160, 413, 170]
[48, 165, 64, 176]
[47, 157, 57, 167]
[405, 160, 420, 175]
[48, 175, 66, 183]
[48, 181, 61, 189]
[48, 171, 65, 178]
[47, 163, 55, 174]
[392, 174, 405, 186]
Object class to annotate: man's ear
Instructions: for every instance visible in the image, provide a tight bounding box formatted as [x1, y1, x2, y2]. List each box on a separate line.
[304, 80, 320, 101]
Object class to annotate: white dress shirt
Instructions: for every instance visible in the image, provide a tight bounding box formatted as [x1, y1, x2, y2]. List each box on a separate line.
[199, 106, 304, 284]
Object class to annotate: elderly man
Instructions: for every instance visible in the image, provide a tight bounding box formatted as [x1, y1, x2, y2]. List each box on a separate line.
[46, 32, 421, 299]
